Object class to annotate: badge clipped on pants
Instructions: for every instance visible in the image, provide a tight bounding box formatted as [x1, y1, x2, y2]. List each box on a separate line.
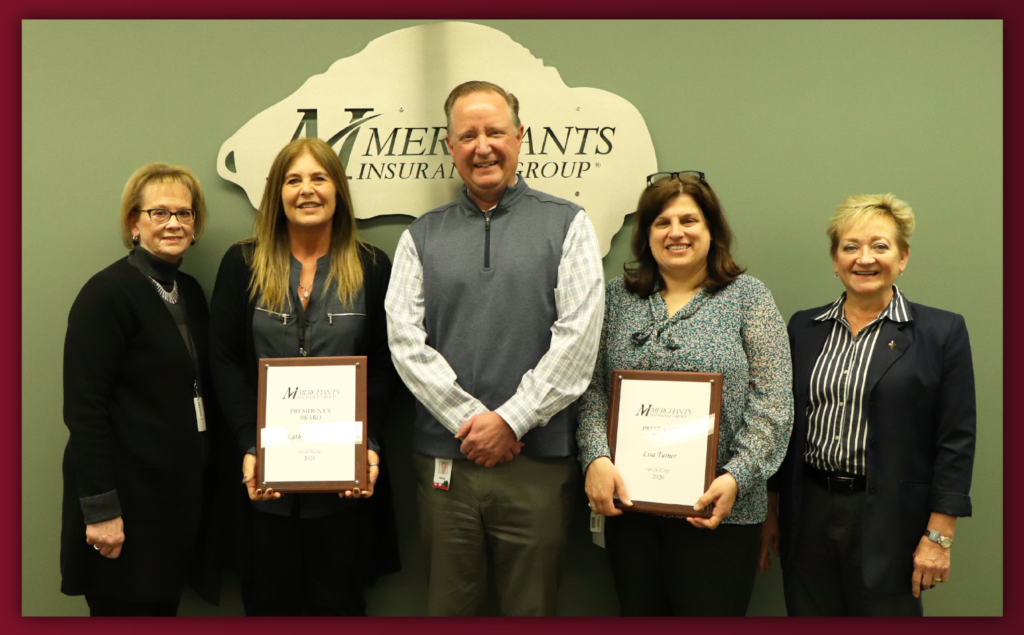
[433, 458, 452, 490]
[590, 512, 606, 548]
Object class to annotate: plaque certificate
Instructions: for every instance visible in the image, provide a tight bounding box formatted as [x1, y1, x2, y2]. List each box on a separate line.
[608, 369, 722, 517]
[256, 356, 367, 493]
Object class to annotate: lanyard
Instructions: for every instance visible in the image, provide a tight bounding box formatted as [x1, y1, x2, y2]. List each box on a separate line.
[163, 287, 203, 397]
[186, 329, 202, 397]
[293, 292, 310, 357]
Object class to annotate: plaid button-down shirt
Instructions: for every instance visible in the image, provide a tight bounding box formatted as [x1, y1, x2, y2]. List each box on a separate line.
[385, 209, 605, 439]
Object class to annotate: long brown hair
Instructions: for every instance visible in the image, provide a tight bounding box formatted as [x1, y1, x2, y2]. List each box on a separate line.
[247, 138, 367, 313]
[623, 174, 744, 297]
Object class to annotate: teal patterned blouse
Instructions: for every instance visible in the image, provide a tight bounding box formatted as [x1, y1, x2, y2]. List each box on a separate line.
[576, 275, 794, 525]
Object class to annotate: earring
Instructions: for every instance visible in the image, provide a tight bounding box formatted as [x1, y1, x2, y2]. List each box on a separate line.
[132, 234, 139, 244]
[833, 272, 839, 277]
[191, 234, 196, 246]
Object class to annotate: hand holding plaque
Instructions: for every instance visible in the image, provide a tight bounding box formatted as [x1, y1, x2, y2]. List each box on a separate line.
[585, 456, 633, 516]
[688, 472, 738, 529]
[340, 449, 379, 498]
[243, 453, 281, 500]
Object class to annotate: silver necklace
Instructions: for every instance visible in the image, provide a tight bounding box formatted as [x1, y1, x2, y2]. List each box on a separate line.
[148, 276, 179, 304]
[298, 280, 313, 300]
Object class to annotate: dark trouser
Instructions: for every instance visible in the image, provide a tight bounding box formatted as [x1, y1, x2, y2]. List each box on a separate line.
[85, 594, 180, 616]
[241, 506, 364, 616]
[605, 511, 761, 616]
[414, 453, 578, 616]
[783, 472, 923, 616]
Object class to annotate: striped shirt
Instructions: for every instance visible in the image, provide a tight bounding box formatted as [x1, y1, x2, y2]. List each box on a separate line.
[805, 286, 911, 475]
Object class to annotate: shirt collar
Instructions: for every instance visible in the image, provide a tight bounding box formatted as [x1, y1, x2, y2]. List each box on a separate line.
[814, 286, 912, 323]
[460, 176, 525, 213]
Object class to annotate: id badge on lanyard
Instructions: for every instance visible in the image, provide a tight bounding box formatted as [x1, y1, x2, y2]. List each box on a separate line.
[193, 380, 207, 432]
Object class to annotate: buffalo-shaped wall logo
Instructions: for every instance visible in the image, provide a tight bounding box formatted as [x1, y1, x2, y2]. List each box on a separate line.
[218, 21, 658, 255]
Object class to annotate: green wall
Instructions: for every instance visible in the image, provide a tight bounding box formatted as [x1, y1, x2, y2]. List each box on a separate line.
[22, 20, 1002, 616]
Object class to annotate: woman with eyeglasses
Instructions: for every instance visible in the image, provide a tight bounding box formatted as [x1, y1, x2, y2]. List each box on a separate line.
[60, 163, 218, 615]
[209, 137, 399, 615]
[576, 172, 793, 616]
[759, 195, 975, 615]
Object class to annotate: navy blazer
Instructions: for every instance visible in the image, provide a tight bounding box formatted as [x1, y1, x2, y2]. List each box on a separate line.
[772, 297, 975, 594]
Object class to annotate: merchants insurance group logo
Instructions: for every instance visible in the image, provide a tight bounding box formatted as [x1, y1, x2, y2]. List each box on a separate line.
[217, 22, 658, 255]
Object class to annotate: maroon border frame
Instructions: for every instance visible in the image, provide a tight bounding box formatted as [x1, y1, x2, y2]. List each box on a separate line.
[5, 2, 1018, 633]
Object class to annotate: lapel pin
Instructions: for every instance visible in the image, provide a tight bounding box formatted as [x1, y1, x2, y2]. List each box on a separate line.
[888, 340, 895, 350]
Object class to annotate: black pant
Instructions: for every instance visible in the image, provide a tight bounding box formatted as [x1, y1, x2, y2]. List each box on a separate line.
[241, 506, 365, 616]
[85, 594, 180, 616]
[783, 473, 923, 616]
[606, 512, 761, 616]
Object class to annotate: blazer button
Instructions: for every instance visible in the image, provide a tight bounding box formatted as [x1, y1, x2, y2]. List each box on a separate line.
[868, 486, 876, 494]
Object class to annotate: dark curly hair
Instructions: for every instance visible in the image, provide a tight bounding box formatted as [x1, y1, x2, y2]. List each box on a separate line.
[623, 174, 745, 297]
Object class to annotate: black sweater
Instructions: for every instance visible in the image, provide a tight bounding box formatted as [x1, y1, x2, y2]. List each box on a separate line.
[61, 256, 213, 601]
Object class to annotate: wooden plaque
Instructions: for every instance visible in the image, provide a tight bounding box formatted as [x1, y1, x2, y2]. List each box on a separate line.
[608, 369, 723, 517]
[256, 356, 367, 493]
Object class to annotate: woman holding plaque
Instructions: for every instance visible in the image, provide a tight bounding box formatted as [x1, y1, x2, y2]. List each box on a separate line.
[759, 194, 975, 616]
[577, 171, 793, 616]
[209, 137, 398, 616]
[60, 163, 219, 615]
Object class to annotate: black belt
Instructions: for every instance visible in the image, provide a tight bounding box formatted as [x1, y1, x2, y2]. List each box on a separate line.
[804, 465, 866, 493]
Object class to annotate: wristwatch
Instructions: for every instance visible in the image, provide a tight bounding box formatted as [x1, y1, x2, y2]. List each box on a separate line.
[924, 528, 953, 548]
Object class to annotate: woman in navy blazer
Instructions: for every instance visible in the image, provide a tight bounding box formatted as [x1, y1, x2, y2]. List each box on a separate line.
[760, 194, 975, 616]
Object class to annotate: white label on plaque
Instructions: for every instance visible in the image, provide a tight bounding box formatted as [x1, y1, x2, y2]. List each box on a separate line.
[615, 379, 713, 507]
[263, 365, 358, 483]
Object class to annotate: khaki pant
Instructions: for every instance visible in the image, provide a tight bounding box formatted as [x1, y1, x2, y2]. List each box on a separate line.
[414, 452, 578, 616]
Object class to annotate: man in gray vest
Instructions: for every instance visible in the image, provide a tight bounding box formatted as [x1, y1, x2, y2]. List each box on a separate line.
[386, 80, 604, 615]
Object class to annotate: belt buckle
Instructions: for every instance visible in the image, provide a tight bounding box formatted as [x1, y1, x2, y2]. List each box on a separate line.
[828, 475, 854, 493]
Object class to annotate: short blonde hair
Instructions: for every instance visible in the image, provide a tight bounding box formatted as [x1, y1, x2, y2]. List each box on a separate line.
[828, 193, 914, 257]
[118, 163, 207, 249]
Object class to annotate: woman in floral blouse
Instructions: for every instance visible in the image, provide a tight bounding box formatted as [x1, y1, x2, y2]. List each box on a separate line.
[577, 171, 793, 616]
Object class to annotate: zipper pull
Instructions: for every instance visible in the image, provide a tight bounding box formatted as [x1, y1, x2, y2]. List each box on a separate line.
[328, 314, 333, 325]
[484, 210, 492, 229]
[281, 313, 290, 326]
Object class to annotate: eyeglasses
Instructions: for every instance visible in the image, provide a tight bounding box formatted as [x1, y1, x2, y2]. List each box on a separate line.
[646, 171, 707, 188]
[141, 208, 196, 224]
